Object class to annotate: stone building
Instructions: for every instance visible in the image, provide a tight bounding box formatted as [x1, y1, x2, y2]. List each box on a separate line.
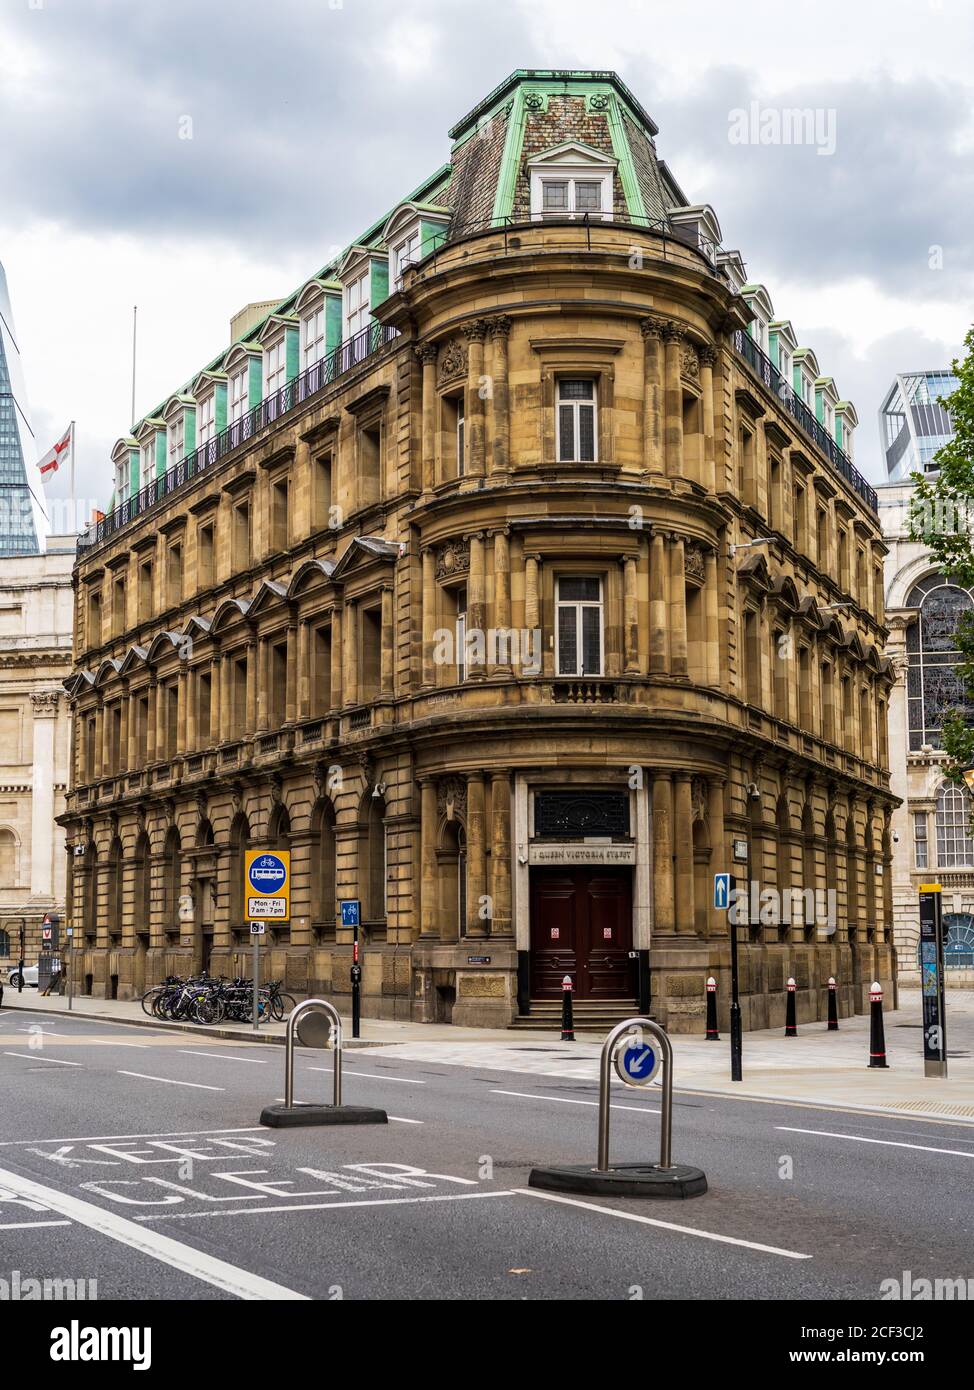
[0, 539, 75, 971]
[62, 70, 896, 1028]
[879, 369, 974, 986]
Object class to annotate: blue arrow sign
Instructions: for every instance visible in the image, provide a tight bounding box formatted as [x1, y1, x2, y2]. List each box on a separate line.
[616, 1040, 659, 1087]
[714, 872, 731, 911]
[340, 900, 361, 927]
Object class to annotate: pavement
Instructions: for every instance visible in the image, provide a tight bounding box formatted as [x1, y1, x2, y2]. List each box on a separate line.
[1, 1001, 973, 1303]
[5, 986, 973, 1122]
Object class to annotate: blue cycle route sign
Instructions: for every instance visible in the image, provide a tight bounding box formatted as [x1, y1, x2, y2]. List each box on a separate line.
[341, 900, 361, 928]
[614, 1036, 660, 1087]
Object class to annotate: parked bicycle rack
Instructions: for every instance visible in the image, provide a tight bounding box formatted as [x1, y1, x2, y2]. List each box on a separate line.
[529, 1016, 707, 1199]
[259, 998, 388, 1129]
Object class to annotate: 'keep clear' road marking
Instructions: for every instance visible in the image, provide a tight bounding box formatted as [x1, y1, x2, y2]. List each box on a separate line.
[777, 1126, 974, 1159]
[493, 1089, 658, 1114]
[118, 1071, 225, 1092]
[0, 1165, 307, 1300]
[518, 1190, 812, 1261]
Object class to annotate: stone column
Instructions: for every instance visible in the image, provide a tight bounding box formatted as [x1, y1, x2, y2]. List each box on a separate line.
[93, 701, 104, 780]
[419, 777, 438, 937]
[177, 666, 188, 755]
[285, 619, 298, 724]
[649, 531, 668, 674]
[487, 316, 511, 475]
[704, 547, 720, 687]
[668, 535, 688, 677]
[118, 695, 129, 774]
[699, 345, 717, 493]
[245, 641, 257, 732]
[489, 771, 512, 936]
[416, 343, 438, 494]
[491, 530, 511, 675]
[662, 325, 685, 480]
[467, 532, 486, 679]
[622, 555, 639, 674]
[652, 772, 675, 934]
[524, 554, 540, 633]
[640, 317, 665, 475]
[674, 771, 695, 934]
[126, 690, 138, 770]
[155, 681, 166, 759]
[421, 548, 436, 689]
[297, 618, 311, 720]
[29, 691, 59, 898]
[380, 585, 395, 696]
[209, 656, 221, 746]
[256, 636, 269, 731]
[465, 772, 488, 938]
[463, 320, 488, 478]
[219, 654, 231, 743]
[707, 777, 727, 936]
[330, 607, 343, 710]
[184, 666, 195, 754]
[343, 600, 358, 707]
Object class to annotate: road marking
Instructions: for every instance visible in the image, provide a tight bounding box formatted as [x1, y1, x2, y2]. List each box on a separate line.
[138, 1190, 515, 1222]
[306, 1067, 425, 1085]
[4, 1052, 82, 1067]
[0, 1127, 266, 1148]
[388, 1116, 424, 1125]
[0, 1164, 307, 1299]
[493, 1089, 658, 1115]
[777, 1126, 974, 1158]
[0, 1220, 73, 1230]
[517, 1190, 812, 1260]
[179, 1050, 268, 1065]
[118, 1071, 225, 1092]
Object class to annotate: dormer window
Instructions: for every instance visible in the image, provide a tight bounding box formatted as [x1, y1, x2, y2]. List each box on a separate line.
[302, 304, 326, 369]
[114, 456, 130, 505]
[382, 204, 449, 295]
[391, 229, 420, 291]
[345, 268, 370, 340]
[264, 337, 287, 397]
[528, 143, 616, 223]
[140, 438, 156, 490]
[198, 392, 215, 447]
[168, 415, 184, 470]
[229, 365, 250, 423]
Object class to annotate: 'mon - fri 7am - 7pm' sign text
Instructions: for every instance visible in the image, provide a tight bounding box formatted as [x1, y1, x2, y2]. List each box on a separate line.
[245, 850, 290, 922]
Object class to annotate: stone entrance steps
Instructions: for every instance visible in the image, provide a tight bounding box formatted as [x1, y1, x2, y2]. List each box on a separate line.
[510, 998, 643, 1033]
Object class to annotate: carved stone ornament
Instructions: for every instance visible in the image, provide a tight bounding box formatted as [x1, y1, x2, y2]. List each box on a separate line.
[691, 777, 708, 825]
[30, 689, 61, 715]
[681, 347, 700, 380]
[436, 539, 470, 582]
[589, 92, 610, 111]
[438, 339, 468, 384]
[684, 541, 706, 583]
[358, 751, 376, 791]
[313, 761, 329, 800]
[438, 776, 467, 821]
[640, 316, 667, 341]
[524, 92, 545, 111]
[195, 791, 208, 825]
[269, 773, 283, 808]
[698, 344, 718, 368]
[229, 784, 243, 818]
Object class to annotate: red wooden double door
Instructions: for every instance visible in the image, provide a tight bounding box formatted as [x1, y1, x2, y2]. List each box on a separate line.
[529, 867, 635, 999]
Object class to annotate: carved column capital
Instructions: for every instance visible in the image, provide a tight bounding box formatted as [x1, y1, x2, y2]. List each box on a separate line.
[415, 342, 439, 367]
[487, 315, 512, 340]
[462, 319, 489, 344]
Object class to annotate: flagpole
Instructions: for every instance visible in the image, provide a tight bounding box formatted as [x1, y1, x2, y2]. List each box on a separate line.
[131, 306, 137, 426]
[70, 419, 76, 533]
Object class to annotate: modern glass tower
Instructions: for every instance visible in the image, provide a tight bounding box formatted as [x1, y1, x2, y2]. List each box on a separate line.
[879, 369, 959, 482]
[0, 260, 42, 554]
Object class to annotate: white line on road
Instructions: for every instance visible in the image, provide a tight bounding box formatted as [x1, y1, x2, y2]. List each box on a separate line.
[179, 1050, 269, 1065]
[117, 1071, 225, 1092]
[517, 1189, 812, 1260]
[777, 1126, 974, 1158]
[4, 1052, 82, 1067]
[306, 1067, 425, 1085]
[0, 1165, 307, 1299]
[0, 1220, 73, 1230]
[0, 1127, 266, 1148]
[138, 1190, 515, 1222]
[493, 1089, 658, 1115]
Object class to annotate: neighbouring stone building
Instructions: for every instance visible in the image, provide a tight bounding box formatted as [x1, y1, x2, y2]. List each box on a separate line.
[61, 70, 896, 1029]
[879, 369, 974, 986]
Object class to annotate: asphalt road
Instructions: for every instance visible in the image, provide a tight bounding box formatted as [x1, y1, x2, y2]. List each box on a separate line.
[1, 1007, 973, 1302]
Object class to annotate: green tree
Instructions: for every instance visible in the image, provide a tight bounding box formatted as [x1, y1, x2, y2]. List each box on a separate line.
[909, 326, 974, 779]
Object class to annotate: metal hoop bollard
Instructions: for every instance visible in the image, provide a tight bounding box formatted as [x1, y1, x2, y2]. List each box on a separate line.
[529, 1016, 707, 1199]
[259, 997, 388, 1129]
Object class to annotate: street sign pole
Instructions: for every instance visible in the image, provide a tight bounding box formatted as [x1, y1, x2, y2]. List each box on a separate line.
[919, 884, 947, 1078]
[67, 926, 74, 1012]
[351, 925, 361, 1039]
[252, 925, 260, 1033]
[715, 873, 742, 1081]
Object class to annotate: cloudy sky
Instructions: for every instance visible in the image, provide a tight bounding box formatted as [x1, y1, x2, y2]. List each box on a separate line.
[1, 0, 971, 520]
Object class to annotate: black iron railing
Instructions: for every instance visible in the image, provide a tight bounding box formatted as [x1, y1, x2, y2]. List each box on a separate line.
[732, 329, 877, 514]
[79, 320, 400, 553]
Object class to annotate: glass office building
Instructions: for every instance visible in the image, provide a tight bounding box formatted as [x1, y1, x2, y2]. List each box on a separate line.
[880, 369, 958, 482]
[0, 261, 41, 554]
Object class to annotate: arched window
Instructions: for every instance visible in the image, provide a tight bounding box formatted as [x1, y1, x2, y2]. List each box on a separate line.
[365, 795, 387, 923]
[132, 832, 151, 936]
[0, 828, 18, 887]
[935, 782, 974, 867]
[311, 799, 337, 940]
[162, 827, 181, 934]
[905, 575, 974, 750]
[228, 813, 251, 932]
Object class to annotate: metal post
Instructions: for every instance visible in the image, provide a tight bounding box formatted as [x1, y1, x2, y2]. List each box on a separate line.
[251, 926, 260, 1032]
[597, 1017, 673, 1173]
[729, 901, 742, 1079]
[705, 976, 719, 1040]
[284, 999, 342, 1108]
[561, 974, 574, 1041]
[868, 981, 889, 1069]
[785, 977, 797, 1036]
[351, 925, 361, 1039]
[67, 928, 73, 1012]
[827, 976, 838, 1031]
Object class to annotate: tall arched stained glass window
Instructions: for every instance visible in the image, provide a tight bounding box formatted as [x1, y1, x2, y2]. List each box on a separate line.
[905, 574, 974, 750]
[935, 782, 974, 867]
